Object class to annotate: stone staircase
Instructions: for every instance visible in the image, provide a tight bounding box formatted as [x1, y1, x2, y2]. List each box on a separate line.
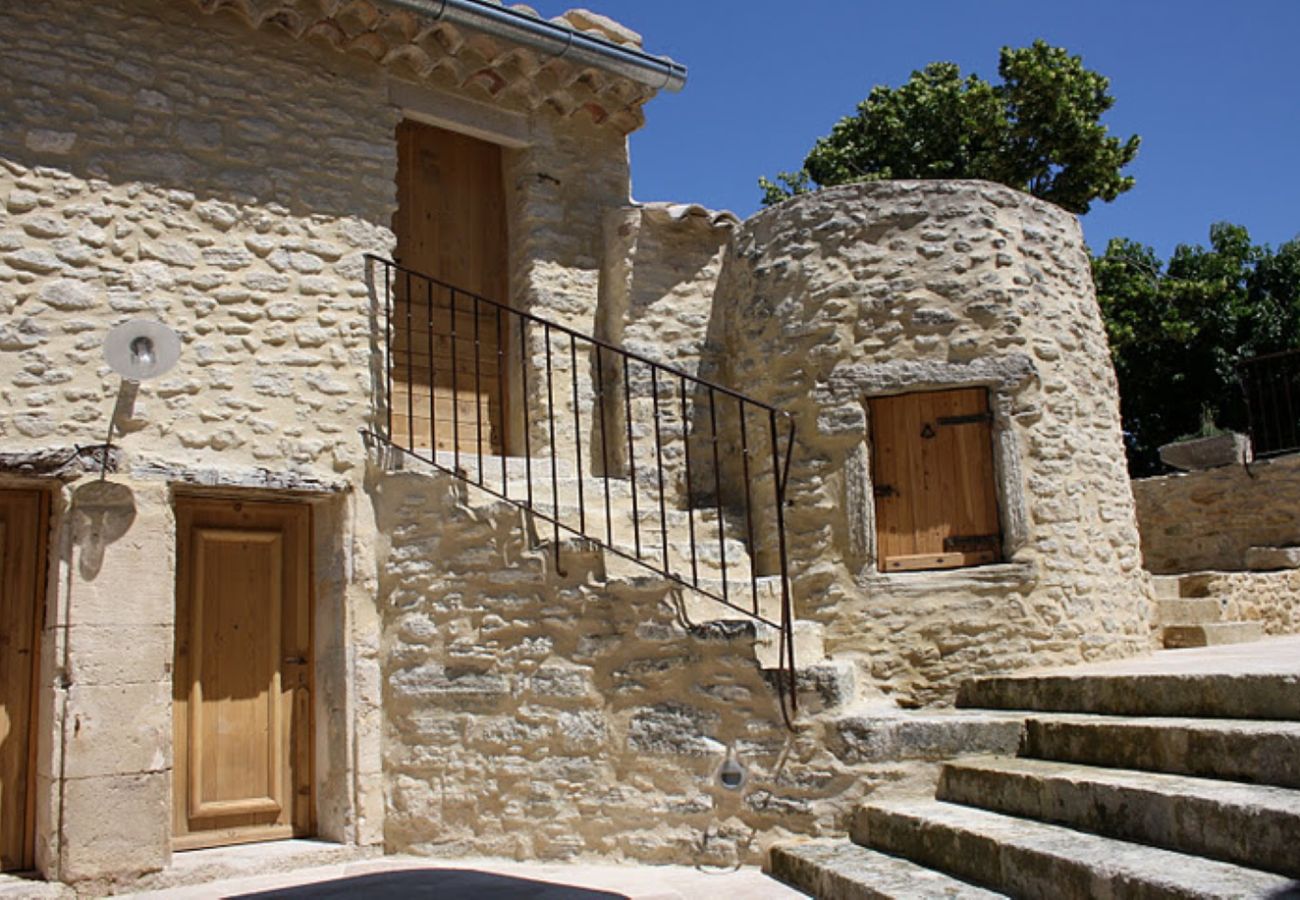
[769, 639, 1300, 899]
[388, 447, 856, 709]
[1152, 572, 1264, 648]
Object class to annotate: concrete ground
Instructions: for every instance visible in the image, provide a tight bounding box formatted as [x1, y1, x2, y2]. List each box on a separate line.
[115, 852, 808, 900]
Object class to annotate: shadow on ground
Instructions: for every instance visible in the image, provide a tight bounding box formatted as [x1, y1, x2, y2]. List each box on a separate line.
[231, 869, 630, 899]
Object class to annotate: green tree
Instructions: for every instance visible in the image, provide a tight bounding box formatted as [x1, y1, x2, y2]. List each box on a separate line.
[760, 41, 1140, 215]
[1095, 225, 1300, 474]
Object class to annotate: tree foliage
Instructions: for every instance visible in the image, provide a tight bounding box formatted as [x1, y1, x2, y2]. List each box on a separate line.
[760, 41, 1140, 214]
[1095, 225, 1300, 474]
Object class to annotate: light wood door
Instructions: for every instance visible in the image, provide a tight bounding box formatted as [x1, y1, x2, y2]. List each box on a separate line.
[172, 497, 312, 850]
[870, 388, 1002, 572]
[0, 490, 45, 872]
[392, 119, 509, 455]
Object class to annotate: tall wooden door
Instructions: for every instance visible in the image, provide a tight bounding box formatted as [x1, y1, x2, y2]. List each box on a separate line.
[869, 388, 1002, 572]
[392, 119, 509, 455]
[172, 497, 312, 850]
[0, 490, 45, 872]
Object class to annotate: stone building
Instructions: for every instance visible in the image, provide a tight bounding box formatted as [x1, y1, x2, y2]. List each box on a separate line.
[0, 0, 1154, 892]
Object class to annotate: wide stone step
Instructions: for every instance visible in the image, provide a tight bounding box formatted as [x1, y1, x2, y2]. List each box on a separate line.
[1163, 621, 1265, 649]
[851, 798, 1292, 899]
[959, 663, 1300, 719]
[938, 755, 1300, 878]
[768, 838, 1004, 899]
[1154, 597, 1222, 626]
[1020, 713, 1300, 788]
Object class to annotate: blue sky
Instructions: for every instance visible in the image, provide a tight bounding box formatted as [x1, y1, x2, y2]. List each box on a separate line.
[534, 1, 1300, 259]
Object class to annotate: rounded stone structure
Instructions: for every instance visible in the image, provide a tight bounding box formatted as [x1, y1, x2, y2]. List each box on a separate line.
[706, 180, 1154, 705]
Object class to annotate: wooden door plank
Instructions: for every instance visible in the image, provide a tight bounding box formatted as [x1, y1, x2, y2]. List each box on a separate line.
[0, 490, 44, 873]
[392, 120, 509, 455]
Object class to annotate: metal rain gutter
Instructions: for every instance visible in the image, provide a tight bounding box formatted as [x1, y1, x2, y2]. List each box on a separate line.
[376, 0, 688, 93]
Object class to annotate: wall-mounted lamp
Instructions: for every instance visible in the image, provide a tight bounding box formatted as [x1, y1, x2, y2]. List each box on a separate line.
[98, 319, 182, 477]
[715, 743, 748, 792]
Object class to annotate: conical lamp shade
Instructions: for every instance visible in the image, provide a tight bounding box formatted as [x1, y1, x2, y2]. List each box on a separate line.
[103, 319, 181, 381]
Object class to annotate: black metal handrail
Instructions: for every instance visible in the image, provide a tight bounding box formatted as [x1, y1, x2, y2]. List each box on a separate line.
[362, 255, 799, 721]
[1239, 348, 1300, 458]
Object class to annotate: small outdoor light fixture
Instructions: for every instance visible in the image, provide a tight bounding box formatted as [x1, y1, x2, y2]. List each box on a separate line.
[715, 743, 748, 792]
[97, 319, 182, 477]
[104, 318, 181, 382]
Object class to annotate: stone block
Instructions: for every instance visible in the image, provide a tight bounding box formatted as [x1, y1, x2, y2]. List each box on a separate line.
[1245, 545, 1300, 571]
[59, 772, 168, 883]
[62, 682, 171, 779]
[1158, 432, 1251, 471]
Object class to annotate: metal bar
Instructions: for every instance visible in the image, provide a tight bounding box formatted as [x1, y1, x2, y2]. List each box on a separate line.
[473, 294, 484, 485]
[624, 354, 641, 559]
[569, 335, 585, 535]
[384, 262, 392, 441]
[544, 323, 561, 552]
[366, 255, 791, 416]
[769, 408, 797, 715]
[595, 344, 613, 547]
[426, 277, 436, 455]
[709, 387, 727, 603]
[520, 316, 532, 509]
[357, 432, 785, 627]
[651, 367, 669, 573]
[1282, 358, 1297, 452]
[679, 377, 699, 587]
[738, 399, 758, 615]
[450, 287, 460, 470]
[404, 270, 414, 453]
[497, 303, 507, 496]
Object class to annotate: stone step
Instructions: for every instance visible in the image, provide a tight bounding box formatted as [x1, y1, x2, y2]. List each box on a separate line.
[828, 711, 1024, 765]
[1162, 621, 1265, 649]
[1151, 572, 1216, 599]
[958, 665, 1300, 719]
[1019, 713, 1300, 789]
[851, 798, 1292, 899]
[768, 838, 1003, 899]
[1245, 545, 1300, 571]
[1154, 597, 1222, 627]
[938, 755, 1300, 878]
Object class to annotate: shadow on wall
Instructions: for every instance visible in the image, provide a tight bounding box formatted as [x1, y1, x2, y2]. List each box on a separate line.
[1, 0, 396, 222]
[233, 869, 629, 899]
[68, 479, 135, 580]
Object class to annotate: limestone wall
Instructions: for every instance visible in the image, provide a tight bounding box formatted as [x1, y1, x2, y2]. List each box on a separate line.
[1, 0, 638, 885]
[372, 467, 897, 864]
[706, 181, 1153, 705]
[1133, 453, 1300, 573]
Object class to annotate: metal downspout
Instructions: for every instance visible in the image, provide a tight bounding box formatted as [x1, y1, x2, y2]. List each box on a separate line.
[376, 0, 687, 92]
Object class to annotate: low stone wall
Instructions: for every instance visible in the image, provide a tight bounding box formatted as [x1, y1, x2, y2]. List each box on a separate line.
[1207, 570, 1300, 636]
[1133, 453, 1300, 573]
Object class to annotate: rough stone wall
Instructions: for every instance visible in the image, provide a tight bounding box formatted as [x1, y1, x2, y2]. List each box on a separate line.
[372, 466, 911, 865]
[1210, 570, 1300, 636]
[1, 0, 640, 885]
[706, 181, 1153, 705]
[595, 203, 735, 492]
[0, 0, 396, 475]
[1133, 453, 1300, 573]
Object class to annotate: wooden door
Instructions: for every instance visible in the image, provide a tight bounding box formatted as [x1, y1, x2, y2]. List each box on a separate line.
[392, 119, 509, 455]
[0, 490, 45, 872]
[869, 388, 1002, 572]
[172, 497, 312, 850]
